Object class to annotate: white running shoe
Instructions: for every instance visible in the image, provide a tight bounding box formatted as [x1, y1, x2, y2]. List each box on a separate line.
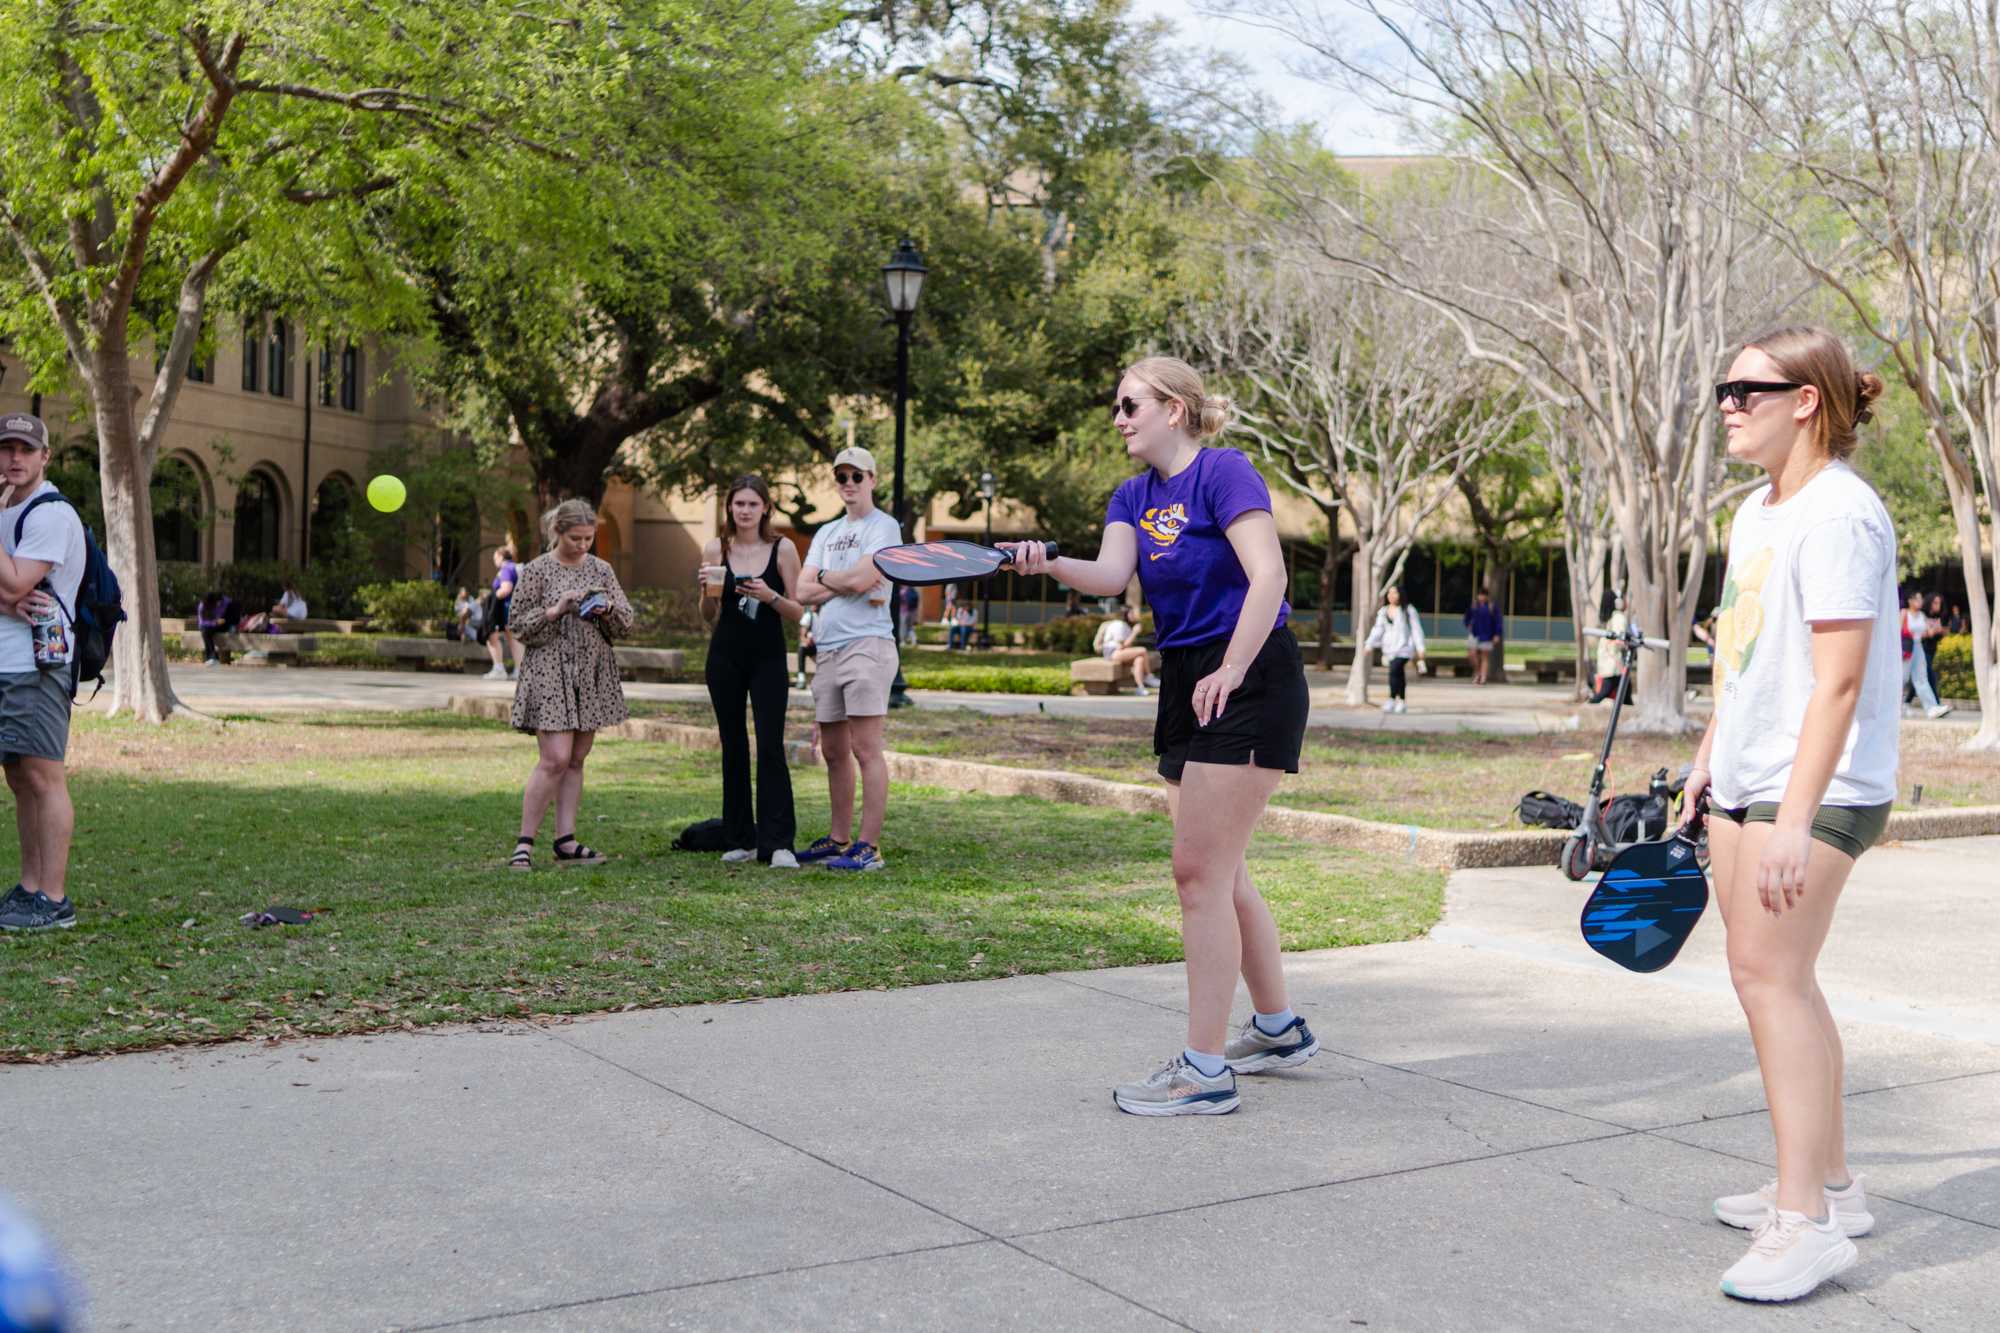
[1715, 1176, 1873, 1237]
[1381, 700, 1396, 713]
[1720, 1209, 1857, 1302]
[768, 849, 799, 869]
[720, 848, 756, 865]
[1394, 699, 1409, 713]
[1927, 703, 1954, 719]
[1135, 685, 1149, 697]
[483, 665, 509, 680]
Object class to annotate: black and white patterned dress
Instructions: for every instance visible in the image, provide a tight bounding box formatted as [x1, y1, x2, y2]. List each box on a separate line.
[509, 553, 634, 734]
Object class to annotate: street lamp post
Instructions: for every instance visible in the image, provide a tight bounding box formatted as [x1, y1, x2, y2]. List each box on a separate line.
[881, 238, 928, 707]
[978, 470, 996, 649]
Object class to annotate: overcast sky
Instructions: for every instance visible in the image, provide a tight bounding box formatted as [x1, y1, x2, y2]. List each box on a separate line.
[1125, 0, 1424, 153]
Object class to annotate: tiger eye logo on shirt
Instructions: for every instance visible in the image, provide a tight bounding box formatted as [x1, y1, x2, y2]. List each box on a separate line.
[1139, 504, 1188, 560]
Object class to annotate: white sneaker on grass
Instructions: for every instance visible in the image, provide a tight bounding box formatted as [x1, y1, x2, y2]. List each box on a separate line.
[768, 849, 799, 869]
[1720, 1210, 1856, 1302]
[720, 848, 756, 865]
[1715, 1176, 1873, 1237]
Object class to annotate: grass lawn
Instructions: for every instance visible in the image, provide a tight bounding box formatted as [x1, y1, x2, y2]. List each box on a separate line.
[0, 711, 1442, 1060]
[632, 700, 2000, 831]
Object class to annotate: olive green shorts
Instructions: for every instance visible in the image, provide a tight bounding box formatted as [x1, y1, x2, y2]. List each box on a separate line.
[1711, 801, 1893, 861]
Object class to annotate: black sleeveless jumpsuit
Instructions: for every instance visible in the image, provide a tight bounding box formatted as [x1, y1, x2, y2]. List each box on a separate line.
[704, 543, 796, 858]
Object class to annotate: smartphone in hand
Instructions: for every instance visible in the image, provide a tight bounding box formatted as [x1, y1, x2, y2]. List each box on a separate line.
[578, 592, 608, 619]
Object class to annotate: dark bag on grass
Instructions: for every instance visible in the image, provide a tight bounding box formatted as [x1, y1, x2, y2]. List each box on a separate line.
[1517, 790, 1584, 830]
[672, 818, 730, 852]
[1601, 792, 1670, 843]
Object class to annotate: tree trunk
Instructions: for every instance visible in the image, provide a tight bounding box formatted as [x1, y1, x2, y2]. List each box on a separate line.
[1484, 557, 1510, 684]
[1343, 545, 1379, 705]
[1936, 444, 2000, 749]
[1317, 535, 1340, 669]
[1620, 539, 1692, 735]
[93, 342, 180, 722]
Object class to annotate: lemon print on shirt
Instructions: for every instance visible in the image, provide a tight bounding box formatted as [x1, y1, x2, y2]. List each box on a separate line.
[1713, 545, 1775, 696]
[1139, 504, 1188, 560]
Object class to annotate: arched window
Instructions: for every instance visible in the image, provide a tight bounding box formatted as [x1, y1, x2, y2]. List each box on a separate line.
[311, 475, 355, 564]
[233, 470, 283, 562]
[154, 457, 205, 563]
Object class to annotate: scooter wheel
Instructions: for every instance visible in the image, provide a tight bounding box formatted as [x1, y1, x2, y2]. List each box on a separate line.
[1560, 834, 1593, 882]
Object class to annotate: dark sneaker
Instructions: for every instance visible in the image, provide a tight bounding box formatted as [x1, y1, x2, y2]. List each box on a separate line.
[823, 841, 885, 872]
[0, 889, 75, 932]
[1223, 1014, 1321, 1074]
[1113, 1055, 1239, 1116]
[796, 836, 850, 865]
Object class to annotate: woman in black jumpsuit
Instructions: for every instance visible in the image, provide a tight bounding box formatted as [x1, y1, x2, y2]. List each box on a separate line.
[700, 476, 805, 866]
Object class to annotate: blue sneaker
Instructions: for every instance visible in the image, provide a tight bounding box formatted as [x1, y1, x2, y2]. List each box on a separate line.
[0, 888, 75, 932]
[822, 841, 885, 872]
[796, 836, 849, 865]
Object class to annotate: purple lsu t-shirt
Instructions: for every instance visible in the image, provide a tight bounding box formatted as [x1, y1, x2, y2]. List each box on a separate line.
[1106, 447, 1290, 650]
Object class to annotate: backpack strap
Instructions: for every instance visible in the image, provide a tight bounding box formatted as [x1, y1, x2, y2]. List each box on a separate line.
[10, 491, 77, 627]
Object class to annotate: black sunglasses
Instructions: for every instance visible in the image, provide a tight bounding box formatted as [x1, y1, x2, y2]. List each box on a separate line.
[833, 469, 866, 484]
[1110, 394, 1156, 421]
[1714, 380, 1803, 410]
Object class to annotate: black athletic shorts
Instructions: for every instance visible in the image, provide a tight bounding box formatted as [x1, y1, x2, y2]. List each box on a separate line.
[1155, 626, 1308, 782]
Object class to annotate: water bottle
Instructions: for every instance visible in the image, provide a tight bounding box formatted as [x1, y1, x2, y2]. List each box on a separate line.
[28, 580, 68, 668]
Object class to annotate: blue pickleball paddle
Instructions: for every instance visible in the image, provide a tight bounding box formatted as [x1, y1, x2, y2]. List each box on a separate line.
[1579, 800, 1709, 973]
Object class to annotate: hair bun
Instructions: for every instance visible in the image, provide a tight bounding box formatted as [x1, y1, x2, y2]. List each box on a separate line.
[1197, 394, 1232, 439]
[1854, 371, 1884, 424]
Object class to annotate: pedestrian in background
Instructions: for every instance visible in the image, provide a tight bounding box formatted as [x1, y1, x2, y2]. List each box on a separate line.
[1463, 588, 1503, 685]
[1364, 586, 1426, 713]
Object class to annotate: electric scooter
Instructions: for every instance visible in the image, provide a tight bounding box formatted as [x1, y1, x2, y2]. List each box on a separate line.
[1559, 621, 1680, 881]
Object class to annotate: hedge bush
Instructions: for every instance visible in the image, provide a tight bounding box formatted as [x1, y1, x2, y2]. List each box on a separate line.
[1934, 633, 1975, 701]
[1026, 611, 1154, 655]
[627, 586, 708, 643]
[902, 665, 1071, 695]
[359, 581, 454, 632]
[158, 560, 370, 618]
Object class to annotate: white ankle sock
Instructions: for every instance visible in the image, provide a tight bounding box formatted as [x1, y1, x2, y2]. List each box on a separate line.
[1253, 1008, 1297, 1036]
[1182, 1048, 1226, 1078]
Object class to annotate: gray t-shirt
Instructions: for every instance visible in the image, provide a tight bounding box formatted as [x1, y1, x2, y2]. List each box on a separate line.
[0, 483, 86, 673]
[804, 508, 900, 651]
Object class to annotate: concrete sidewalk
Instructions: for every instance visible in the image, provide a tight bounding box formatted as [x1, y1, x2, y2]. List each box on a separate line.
[7, 842, 1996, 1331]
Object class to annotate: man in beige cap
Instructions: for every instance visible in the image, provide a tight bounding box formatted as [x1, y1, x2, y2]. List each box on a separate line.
[0, 413, 85, 931]
[793, 447, 901, 872]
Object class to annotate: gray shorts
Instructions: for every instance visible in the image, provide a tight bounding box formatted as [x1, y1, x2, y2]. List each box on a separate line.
[0, 668, 72, 764]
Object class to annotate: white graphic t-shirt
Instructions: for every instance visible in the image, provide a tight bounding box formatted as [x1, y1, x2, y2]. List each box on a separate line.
[0, 482, 87, 674]
[1709, 462, 1901, 808]
[803, 507, 900, 651]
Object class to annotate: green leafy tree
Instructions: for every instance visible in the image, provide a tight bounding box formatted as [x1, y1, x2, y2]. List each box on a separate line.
[0, 2, 647, 720]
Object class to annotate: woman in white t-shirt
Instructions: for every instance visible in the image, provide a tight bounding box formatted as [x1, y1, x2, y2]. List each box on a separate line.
[1093, 606, 1151, 695]
[1681, 327, 1896, 1303]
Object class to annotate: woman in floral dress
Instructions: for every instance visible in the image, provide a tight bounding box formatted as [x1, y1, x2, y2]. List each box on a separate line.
[508, 499, 633, 869]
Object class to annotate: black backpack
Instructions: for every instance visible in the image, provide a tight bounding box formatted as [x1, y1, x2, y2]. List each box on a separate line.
[1601, 792, 1670, 843]
[13, 491, 125, 700]
[1516, 790, 1584, 830]
[671, 818, 730, 852]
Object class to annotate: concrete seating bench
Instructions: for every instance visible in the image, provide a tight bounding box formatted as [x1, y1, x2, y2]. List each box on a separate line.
[372, 638, 685, 681]
[1070, 653, 1162, 696]
[181, 631, 318, 664]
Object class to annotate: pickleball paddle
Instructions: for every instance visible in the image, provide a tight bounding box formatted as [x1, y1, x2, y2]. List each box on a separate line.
[1579, 800, 1709, 973]
[873, 539, 1058, 586]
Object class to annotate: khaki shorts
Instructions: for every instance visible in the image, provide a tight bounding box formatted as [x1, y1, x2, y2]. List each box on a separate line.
[811, 636, 897, 723]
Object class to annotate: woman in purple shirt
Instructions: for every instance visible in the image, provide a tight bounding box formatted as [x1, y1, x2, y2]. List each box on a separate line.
[1004, 356, 1316, 1116]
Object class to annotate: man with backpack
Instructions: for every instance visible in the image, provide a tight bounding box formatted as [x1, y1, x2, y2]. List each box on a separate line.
[0, 414, 85, 931]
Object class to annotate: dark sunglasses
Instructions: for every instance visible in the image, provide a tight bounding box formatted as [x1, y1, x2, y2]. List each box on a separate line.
[1713, 380, 1803, 411]
[1110, 394, 1155, 421]
[833, 469, 866, 484]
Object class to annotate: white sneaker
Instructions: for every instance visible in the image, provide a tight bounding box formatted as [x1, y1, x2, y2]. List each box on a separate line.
[1715, 1176, 1874, 1237]
[483, 665, 509, 680]
[1381, 700, 1396, 713]
[1720, 1209, 1856, 1302]
[1134, 685, 1149, 697]
[720, 848, 756, 864]
[769, 849, 799, 869]
[1394, 699, 1409, 713]
[1927, 704, 1953, 719]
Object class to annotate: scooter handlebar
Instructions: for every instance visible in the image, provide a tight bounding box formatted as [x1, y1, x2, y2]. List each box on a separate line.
[1580, 628, 1671, 652]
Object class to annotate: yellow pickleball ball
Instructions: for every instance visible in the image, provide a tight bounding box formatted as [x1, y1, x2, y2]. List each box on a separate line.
[366, 474, 406, 513]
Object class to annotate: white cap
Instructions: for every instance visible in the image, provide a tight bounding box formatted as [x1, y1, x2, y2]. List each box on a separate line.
[833, 446, 877, 475]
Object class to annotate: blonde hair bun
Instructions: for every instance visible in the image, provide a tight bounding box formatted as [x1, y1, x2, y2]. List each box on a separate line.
[1197, 394, 1231, 439]
[1125, 355, 1230, 440]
